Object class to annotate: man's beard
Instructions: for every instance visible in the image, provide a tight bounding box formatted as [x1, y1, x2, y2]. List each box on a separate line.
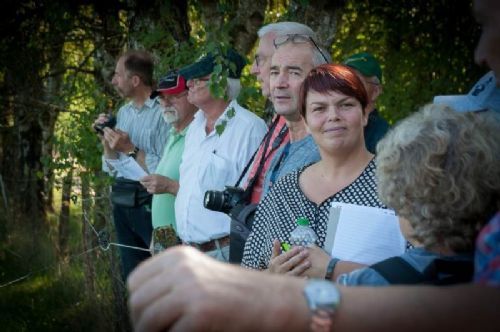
[163, 107, 179, 124]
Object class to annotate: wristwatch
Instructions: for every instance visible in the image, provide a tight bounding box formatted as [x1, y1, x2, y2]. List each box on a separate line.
[303, 279, 341, 332]
[127, 146, 139, 159]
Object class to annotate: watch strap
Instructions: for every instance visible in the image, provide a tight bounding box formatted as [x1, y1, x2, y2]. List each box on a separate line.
[127, 146, 140, 159]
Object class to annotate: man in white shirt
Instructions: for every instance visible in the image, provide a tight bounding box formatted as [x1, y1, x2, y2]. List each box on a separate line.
[175, 48, 268, 261]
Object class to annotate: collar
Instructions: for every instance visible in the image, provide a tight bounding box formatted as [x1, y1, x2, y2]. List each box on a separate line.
[144, 96, 158, 108]
[194, 100, 238, 136]
[214, 100, 238, 125]
[129, 96, 159, 111]
[169, 125, 189, 138]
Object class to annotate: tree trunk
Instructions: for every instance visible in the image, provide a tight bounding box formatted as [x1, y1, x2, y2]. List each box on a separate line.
[228, 0, 267, 55]
[4, 91, 47, 235]
[58, 169, 73, 258]
[81, 173, 96, 299]
[288, 0, 345, 50]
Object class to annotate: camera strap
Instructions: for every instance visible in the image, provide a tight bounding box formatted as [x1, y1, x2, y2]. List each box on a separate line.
[247, 124, 288, 190]
[234, 116, 288, 197]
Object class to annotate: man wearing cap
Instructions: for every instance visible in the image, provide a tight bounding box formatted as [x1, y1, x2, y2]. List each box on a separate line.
[174, 48, 268, 262]
[93, 50, 170, 279]
[139, 70, 198, 252]
[344, 52, 390, 154]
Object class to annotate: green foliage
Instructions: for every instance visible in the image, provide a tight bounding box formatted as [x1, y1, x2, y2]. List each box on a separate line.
[331, 0, 481, 123]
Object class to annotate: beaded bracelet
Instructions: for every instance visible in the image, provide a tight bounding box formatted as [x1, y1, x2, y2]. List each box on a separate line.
[325, 257, 340, 280]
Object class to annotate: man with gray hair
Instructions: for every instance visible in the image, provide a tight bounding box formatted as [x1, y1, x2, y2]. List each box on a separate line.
[244, 22, 319, 205]
[174, 48, 267, 262]
[252, 22, 318, 100]
[228, 22, 325, 264]
[260, 32, 331, 198]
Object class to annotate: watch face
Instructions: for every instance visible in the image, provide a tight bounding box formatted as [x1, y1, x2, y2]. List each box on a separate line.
[304, 280, 341, 310]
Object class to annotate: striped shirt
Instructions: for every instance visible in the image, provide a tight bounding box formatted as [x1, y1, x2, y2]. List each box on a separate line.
[103, 97, 170, 174]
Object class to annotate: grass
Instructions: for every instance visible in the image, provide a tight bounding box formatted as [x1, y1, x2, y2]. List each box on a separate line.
[0, 188, 128, 332]
[0, 235, 126, 331]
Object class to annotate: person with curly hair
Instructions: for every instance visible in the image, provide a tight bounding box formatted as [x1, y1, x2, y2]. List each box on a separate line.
[336, 104, 500, 285]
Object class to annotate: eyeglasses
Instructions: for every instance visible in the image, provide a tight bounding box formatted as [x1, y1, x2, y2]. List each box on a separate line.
[254, 54, 262, 67]
[273, 34, 329, 64]
[254, 54, 269, 68]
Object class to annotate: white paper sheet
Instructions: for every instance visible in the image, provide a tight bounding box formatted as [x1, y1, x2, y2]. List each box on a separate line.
[325, 202, 406, 265]
[105, 157, 148, 181]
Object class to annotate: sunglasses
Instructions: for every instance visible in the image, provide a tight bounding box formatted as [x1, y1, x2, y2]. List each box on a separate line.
[273, 34, 329, 63]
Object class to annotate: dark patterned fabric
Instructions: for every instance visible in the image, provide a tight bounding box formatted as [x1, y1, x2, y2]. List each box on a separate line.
[474, 211, 500, 286]
[241, 159, 385, 269]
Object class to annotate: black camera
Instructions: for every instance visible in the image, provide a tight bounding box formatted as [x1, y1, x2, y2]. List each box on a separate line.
[94, 115, 117, 134]
[204, 186, 247, 215]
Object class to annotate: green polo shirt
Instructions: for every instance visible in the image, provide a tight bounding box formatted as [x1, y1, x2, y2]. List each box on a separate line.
[152, 125, 189, 230]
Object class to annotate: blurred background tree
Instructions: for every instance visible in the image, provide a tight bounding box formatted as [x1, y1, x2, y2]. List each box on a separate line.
[0, 0, 482, 330]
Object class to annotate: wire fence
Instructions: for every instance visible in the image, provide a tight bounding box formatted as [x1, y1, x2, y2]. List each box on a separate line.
[0, 183, 134, 332]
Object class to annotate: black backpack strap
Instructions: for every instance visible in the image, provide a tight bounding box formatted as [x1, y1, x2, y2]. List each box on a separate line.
[424, 258, 474, 285]
[371, 257, 427, 285]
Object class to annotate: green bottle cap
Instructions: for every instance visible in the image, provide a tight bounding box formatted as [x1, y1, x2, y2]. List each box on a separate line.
[296, 217, 309, 226]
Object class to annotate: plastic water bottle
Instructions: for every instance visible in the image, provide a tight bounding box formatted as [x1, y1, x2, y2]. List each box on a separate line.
[289, 217, 318, 247]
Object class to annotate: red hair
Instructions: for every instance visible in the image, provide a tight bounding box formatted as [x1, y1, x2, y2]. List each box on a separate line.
[299, 64, 368, 118]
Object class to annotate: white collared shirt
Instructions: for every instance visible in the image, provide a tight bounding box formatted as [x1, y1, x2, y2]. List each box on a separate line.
[175, 100, 268, 243]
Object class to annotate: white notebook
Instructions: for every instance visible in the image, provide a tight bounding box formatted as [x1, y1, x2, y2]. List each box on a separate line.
[106, 156, 147, 181]
[324, 202, 406, 265]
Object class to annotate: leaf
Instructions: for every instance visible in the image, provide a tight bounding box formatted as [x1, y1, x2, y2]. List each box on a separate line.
[215, 120, 227, 136]
[213, 63, 222, 74]
[227, 106, 235, 119]
[214, 85, 225, 99]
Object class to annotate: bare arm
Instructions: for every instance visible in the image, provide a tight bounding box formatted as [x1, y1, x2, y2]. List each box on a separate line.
[128, 246, 500, 332]
[335, 284, 500, 332]
[127, 246, 309, 332]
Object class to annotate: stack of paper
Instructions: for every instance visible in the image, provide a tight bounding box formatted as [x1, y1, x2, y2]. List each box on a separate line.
[106, 157, 148, 181]
[324, 202, 406, 265]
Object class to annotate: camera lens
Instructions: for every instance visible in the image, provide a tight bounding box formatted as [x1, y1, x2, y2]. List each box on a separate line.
[93, 123, 104, 134]
[204, 190, 226, 212]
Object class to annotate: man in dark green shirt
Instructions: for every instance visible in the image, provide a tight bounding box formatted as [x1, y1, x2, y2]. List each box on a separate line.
[344, 52, 390, 154]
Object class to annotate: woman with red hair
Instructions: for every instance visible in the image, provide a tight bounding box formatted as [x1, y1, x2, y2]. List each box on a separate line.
[242, 64, 388, 276]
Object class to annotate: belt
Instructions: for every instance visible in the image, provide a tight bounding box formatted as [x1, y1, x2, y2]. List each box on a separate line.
[187, 235, 230, 253]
